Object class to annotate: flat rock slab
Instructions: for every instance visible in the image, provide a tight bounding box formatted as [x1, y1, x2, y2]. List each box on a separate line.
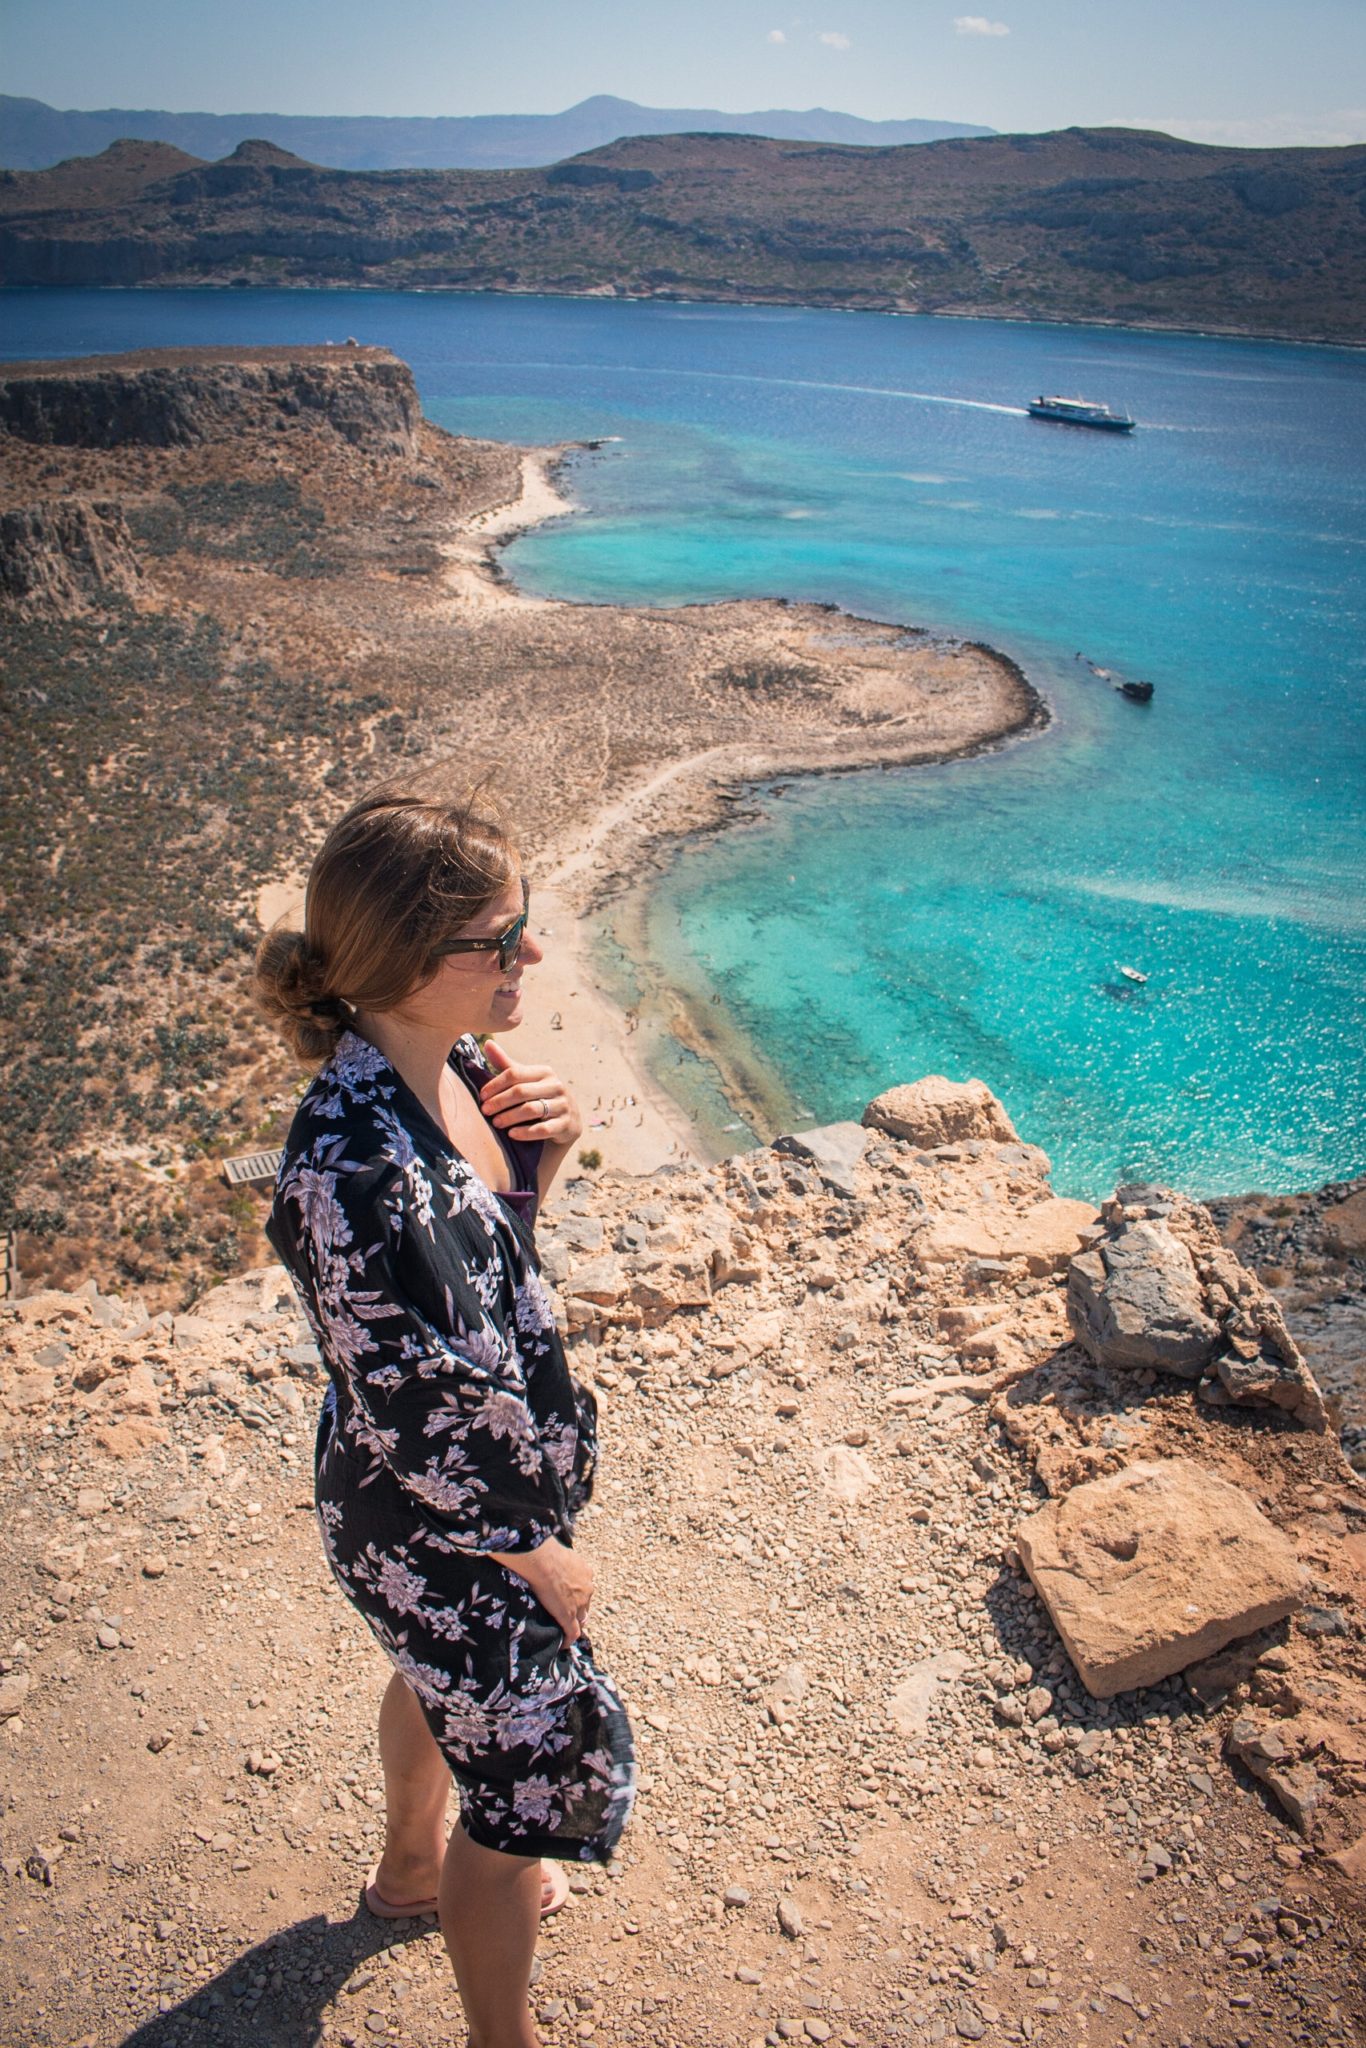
[922, 1196, 1097, 1272]
[1015, 1458, 1306, 1699]
[775, 1121, 869, 1197]
[888, 1651, 969, 1739]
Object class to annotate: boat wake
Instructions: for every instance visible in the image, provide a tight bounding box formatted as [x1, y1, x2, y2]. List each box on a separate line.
[464, 358, 1032, 416]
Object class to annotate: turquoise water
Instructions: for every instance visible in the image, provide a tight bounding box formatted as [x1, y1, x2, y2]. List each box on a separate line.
[5, 290, 1364, 1196]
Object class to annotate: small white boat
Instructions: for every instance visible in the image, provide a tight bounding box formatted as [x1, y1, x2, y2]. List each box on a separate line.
[1119, 965, 1148, 984]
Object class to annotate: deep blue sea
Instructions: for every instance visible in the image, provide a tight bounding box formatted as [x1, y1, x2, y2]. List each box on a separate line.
[5, 289, 1364, 1197]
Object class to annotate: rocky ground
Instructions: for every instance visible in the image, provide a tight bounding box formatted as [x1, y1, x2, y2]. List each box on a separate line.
[2, 1081, 1363, 2047]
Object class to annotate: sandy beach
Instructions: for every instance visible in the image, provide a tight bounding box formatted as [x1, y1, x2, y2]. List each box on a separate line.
[254, 436, 1044, 1179]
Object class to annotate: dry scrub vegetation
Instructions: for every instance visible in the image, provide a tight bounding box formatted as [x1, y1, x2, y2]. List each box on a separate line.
[0, 367, 520, 1303]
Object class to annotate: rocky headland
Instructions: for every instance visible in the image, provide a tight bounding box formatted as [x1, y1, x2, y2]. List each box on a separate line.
[0, 341, 1037, 1304]
[2, 1078, 1364, 2046]
[2, 340, 1363, 2046]
[3, 127, 1365, 343]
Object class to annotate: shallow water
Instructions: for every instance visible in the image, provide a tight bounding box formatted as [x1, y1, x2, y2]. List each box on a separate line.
[6, 290, 1364, 1196]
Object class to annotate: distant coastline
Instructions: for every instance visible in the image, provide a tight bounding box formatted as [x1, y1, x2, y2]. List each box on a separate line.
[4, 124, 1363, 347]
[7, 279, 1357, 356]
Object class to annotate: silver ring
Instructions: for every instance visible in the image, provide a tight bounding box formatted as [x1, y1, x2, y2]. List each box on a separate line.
[537, 1098, 548, 1121]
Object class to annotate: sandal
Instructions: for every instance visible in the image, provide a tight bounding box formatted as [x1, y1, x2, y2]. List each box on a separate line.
[365, 1858, 570, 1921]
[364, 1866, 437, 1920]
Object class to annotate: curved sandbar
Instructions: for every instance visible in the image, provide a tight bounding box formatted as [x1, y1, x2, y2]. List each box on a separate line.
[441, 444, 1045, 905]
[440, 442, 1046, 1161]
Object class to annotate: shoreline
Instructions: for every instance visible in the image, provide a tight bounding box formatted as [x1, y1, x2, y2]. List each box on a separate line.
[51, 281, 1366, 354]
[423, 442, 1047, 1175]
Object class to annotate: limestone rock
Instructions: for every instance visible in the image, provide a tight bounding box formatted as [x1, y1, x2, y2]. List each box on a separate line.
[735, 1309, 787, 1358]
[998, 1198, 1099, 1276]
[1208, 1292, 1328, 1431]
[567, 1256, 627, 1307]
[1327, 1832, 1366, 1881]
[774, 1122, 869, 1198]
[922, 1196, 1097, 1273]
[1225, 1715, 1324, 1833]
[1068, 1186, 1328, 1427]
[1068, 1220, 1219, 1377]
[861, 1076, 1019, 1150]
[819, 1445, 876, 1501]
[0, 1671, 31, 1720]
[888, 1651, 969, 1739]
[766, 1662, 809, 1722]
[0, 497, 145, 620]
[1015, 1459, 1306, 1699]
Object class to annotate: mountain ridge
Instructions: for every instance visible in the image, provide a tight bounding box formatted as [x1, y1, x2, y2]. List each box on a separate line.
[3, 124, 1363, 343]
[0, 91, 994, 172]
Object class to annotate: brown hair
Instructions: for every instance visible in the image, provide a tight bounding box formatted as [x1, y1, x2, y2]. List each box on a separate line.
[254, 777, 518, 1064]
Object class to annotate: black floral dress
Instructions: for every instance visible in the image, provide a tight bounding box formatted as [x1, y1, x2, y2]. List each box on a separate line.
[266, 1030, 636, 1864]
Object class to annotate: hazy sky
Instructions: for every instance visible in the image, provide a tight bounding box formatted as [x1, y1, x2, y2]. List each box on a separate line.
[7, 0, 1366, 148]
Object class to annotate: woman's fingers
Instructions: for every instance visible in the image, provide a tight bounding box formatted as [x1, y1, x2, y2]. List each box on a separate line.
[500, 1095, 569, 1136]
[496, 1536, 593, 1646]
[483, 1072, 578, 1137]
[481, 1068, 558, 1119]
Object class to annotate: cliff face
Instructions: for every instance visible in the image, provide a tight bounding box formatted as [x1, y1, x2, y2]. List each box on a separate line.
[0, 345, 421, 458]
[0, 497, 144, 618]
[2, 127, 1365, 341]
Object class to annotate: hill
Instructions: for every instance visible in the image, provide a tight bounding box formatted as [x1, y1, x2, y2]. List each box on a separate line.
[2, 126, 1363, 341]
[0, 93, 994, 172]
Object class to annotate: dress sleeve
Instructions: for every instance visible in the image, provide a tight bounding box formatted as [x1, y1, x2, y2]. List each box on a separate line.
[284, 1154, 566, 1555]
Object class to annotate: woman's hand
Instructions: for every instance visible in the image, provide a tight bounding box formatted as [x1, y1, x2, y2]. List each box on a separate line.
[481, 1039, 583, 1148]
[492, 1535, 594, 1646]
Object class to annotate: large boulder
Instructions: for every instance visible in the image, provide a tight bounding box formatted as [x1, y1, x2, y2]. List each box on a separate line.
[862, 1076, 1019, 1149]
[1068, 1218, 1219, 1378]
[1015, 1459, 1306, 1699]
[1068, 1186, 1328, 1428]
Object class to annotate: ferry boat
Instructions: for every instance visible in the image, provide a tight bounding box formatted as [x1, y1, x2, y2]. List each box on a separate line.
[1027, 394, 1136, 433]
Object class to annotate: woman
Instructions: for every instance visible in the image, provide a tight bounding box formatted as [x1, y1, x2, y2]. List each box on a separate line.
[255, 781, 635, 2048]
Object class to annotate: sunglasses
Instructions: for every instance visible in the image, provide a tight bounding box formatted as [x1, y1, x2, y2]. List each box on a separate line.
[435, 880, 530, 974]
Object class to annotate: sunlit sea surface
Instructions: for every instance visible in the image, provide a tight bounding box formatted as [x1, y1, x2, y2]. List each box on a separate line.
[6, 290, 1364, 1197]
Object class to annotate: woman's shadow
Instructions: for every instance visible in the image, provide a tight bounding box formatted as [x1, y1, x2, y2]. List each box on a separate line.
[119, 1900, 438, 2046]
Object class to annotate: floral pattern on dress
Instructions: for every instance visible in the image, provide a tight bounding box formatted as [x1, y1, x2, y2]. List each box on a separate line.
[270, 1031, 635, 1864]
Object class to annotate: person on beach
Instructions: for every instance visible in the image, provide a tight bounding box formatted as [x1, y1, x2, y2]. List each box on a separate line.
[255, 781, 635, 2048]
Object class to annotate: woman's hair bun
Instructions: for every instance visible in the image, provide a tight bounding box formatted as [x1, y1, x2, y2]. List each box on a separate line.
[254, 927, 346, 1064]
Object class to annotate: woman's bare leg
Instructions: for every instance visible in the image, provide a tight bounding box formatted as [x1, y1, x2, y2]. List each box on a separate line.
[373, 1671, 449, 1904]
[440, 1822, 543, 2048]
